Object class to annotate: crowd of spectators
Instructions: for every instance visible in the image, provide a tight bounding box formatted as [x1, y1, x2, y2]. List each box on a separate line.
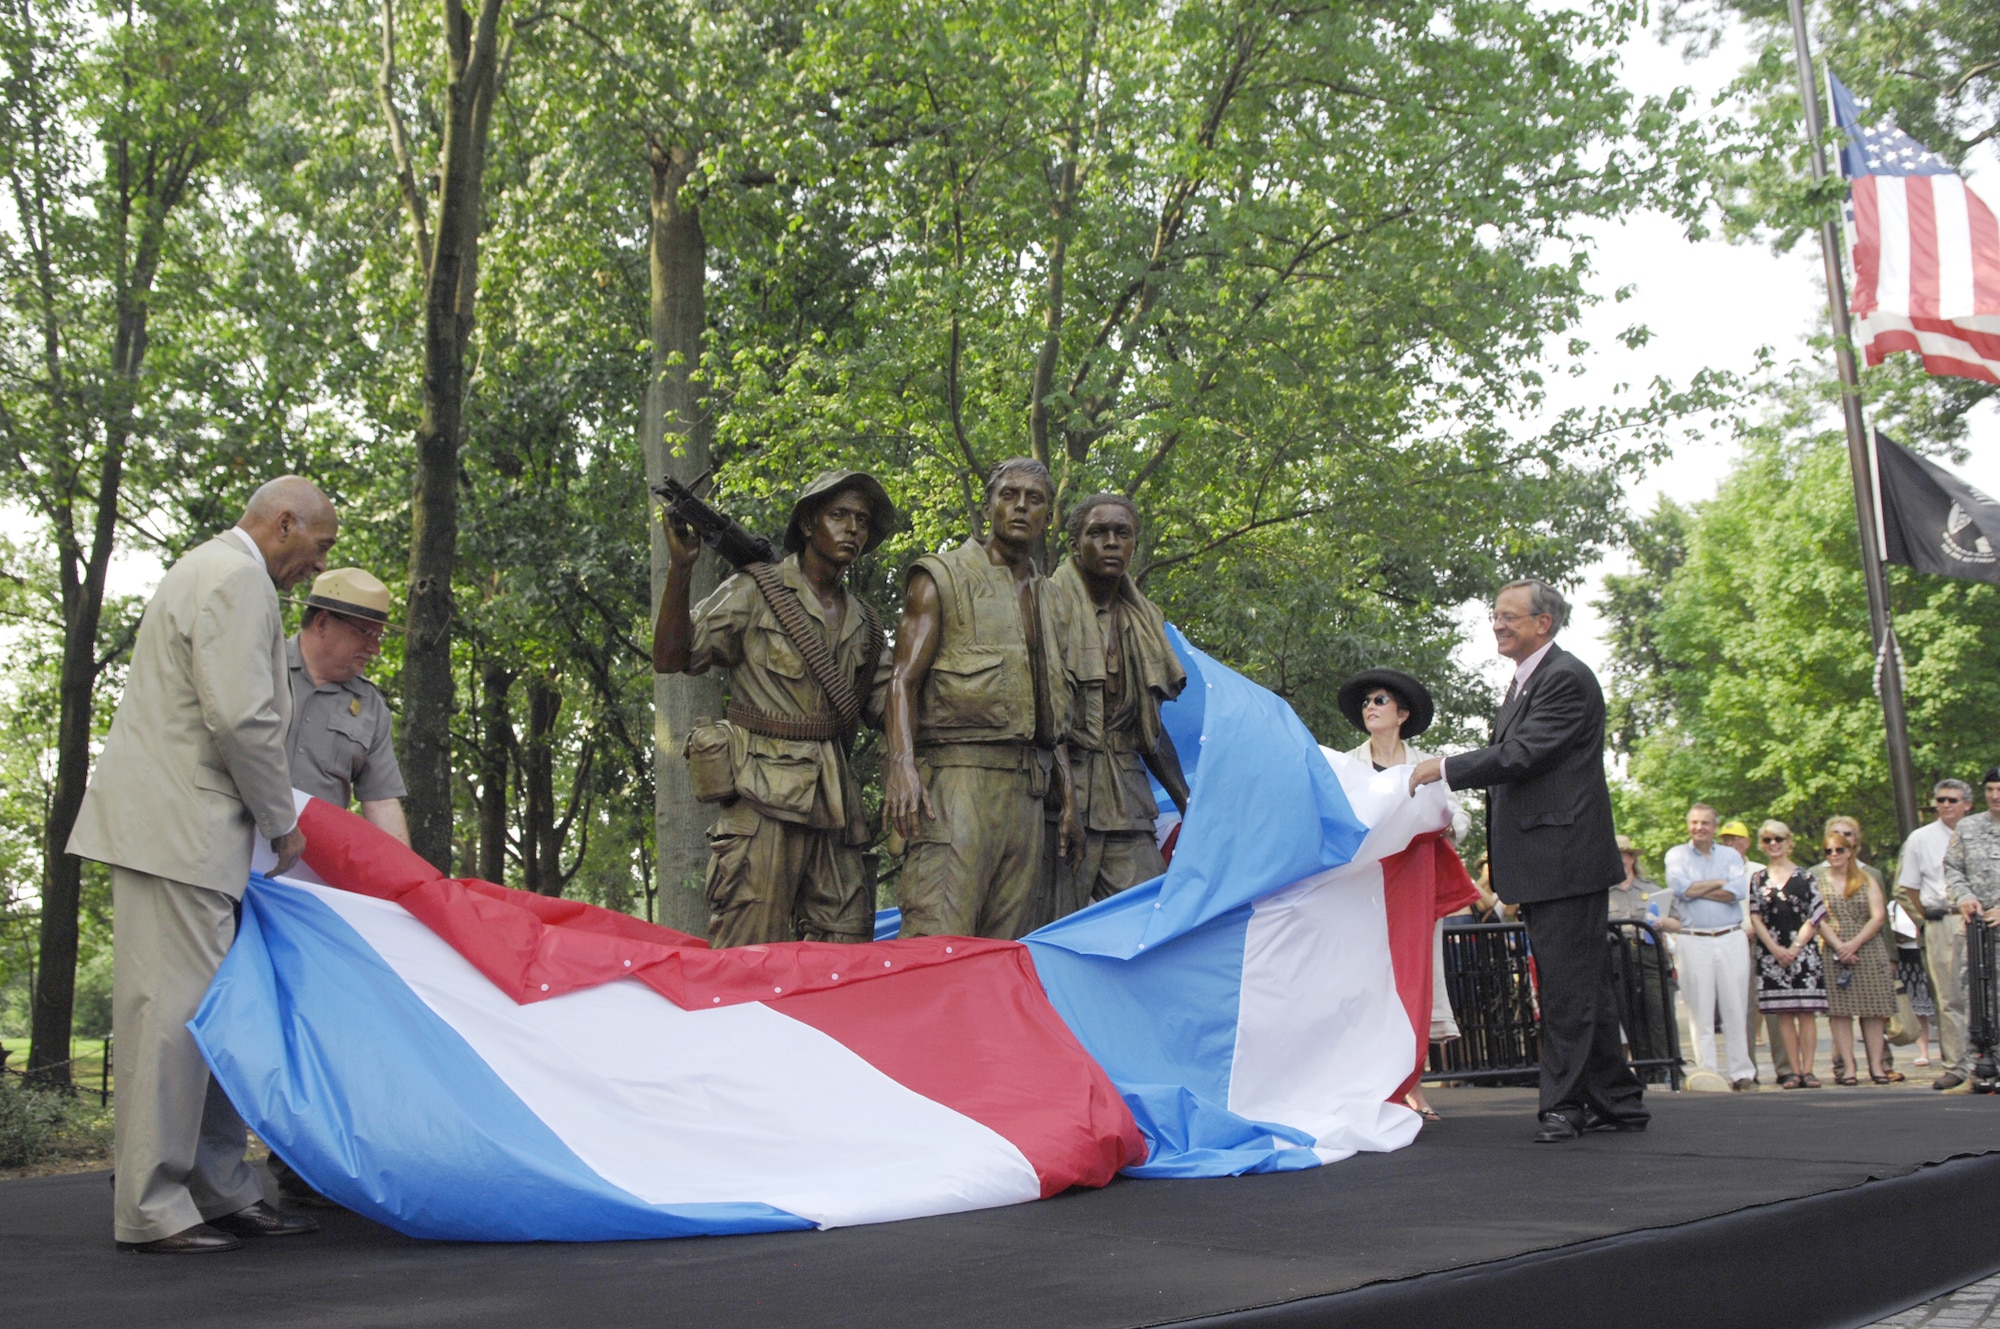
[1605, 774, 2000, 1093]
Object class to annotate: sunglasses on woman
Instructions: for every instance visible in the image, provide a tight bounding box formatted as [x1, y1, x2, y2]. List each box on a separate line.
[1760, 834, 1789, 844]
[1823, 844, 1851, 855]
[1361, 692, 1401, 709]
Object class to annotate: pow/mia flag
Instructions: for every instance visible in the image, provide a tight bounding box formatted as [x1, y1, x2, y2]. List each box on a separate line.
[1876, 429, 2000, 584]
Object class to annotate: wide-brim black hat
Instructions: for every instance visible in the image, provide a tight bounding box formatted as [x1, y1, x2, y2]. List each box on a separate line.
[1336, 668, 1434, 740]
[784, 469, 899, 557]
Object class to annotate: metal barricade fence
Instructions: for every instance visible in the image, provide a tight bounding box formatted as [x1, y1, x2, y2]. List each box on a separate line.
[1426, 922, 1539, 1085]
[1424, 918, 1683, 1089]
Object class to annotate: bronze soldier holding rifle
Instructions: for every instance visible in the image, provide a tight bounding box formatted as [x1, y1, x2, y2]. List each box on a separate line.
[653, 470, 896, 947]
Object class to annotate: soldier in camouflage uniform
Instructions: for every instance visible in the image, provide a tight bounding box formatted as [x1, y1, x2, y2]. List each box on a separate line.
[884, 457, 1074, 940]
[653, 470, 896, 947]
[1043, 494, 1189, 921]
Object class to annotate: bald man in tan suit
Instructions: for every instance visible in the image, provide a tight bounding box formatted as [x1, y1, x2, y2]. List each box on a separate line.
[68, 477, 337, 1253]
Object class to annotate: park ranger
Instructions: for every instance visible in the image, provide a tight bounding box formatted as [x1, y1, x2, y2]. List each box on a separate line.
[652, 469, 895, 947]
[884, 457, 1075, 940]
[285, 568, 409, 846]
[273, 566, 408, 1208]
[1043, 493, 1189, 920]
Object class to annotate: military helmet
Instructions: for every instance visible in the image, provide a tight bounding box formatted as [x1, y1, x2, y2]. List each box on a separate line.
[784, 469, 899, 558]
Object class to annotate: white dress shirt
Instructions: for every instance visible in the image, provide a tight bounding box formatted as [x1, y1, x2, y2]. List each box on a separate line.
[1898, 818, 1956, 912]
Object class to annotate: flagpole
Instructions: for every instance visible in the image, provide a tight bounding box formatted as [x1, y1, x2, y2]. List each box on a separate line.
[1785, 0, 1922, 842]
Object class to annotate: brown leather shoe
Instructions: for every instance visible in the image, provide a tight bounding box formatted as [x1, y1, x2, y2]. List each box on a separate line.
[117, 1223, 242, 1254]
[208, 1201, 321, 1239]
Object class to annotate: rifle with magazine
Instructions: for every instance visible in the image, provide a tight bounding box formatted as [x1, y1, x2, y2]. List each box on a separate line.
[651, 471, 780, 569]
[656, 474, 883, 807]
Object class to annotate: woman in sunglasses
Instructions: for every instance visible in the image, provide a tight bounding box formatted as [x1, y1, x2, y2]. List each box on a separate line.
[1337, 669, 1468, 1121]
[1747, 822, 1827, 1088]
[1813, 826, 1900, 1085]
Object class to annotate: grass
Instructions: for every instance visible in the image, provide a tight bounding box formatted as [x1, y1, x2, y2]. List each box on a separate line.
[0, 1037, 113, 1094]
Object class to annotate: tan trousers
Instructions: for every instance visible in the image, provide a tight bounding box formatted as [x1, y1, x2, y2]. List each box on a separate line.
[703, 805, 871, 948]
[111, 867, 264, 1243]
[1928, 913, 1970, 1074]
[899, 761, 1046, 940]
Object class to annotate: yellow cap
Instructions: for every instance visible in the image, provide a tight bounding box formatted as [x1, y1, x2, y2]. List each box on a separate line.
[1718, 820, 1752, 840]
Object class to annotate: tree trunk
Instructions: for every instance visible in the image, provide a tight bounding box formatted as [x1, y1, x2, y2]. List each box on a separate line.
[400, 0, 506, 871]
[521, 673, 559, 895]
[642, 141, 719, 937]
[477, 660, 512, 884]
[29, 251, 149, 1086]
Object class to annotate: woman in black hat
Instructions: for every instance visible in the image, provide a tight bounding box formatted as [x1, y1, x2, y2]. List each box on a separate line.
[1336, 668, 1468, 1121]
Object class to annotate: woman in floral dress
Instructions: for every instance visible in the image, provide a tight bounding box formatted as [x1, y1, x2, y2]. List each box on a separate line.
[1747, 821, 1827, 1088]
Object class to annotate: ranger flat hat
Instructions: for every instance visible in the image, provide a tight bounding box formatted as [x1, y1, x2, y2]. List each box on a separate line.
[784, 469, 899, 557]
[1336, 668, 1435, 740]
[293, 567, 398, 630]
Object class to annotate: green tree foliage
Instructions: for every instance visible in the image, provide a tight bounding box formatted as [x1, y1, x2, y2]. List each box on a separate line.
[1, 0, 1755, 992]
[701, 0, 1730, 742]
[1603, 384, 2000, 863]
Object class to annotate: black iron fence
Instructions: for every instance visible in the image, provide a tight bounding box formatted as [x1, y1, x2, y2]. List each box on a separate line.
[1423, 919, 1683, 1089]
[0, 1037, 113, 1106]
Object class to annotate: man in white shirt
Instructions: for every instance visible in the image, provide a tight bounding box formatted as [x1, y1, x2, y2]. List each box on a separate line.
[1902, 778, 1974, 1090]
[1663, 803, 1754, 1088]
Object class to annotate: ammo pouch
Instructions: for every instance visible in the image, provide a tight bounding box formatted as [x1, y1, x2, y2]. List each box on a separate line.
[683, 717, 738, 804]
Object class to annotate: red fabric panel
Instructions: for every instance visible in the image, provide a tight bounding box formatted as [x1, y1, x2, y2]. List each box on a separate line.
[296, 795, 1142, 1194]
[1970, 187, 2000, 312]
[1850, 177, 1881, 317]
[1379, 834, 1477, 1104]
[1906, 176, 1941, 319]
[299, 798, 1022, 1008]
[777, 945, 1147, 1196]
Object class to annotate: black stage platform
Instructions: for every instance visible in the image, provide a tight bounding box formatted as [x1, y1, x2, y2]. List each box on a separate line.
[8, 1086, 1999, 1329]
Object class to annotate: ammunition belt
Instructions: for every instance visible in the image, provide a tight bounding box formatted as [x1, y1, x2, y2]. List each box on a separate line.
[743, 561, 883, 739]
[728, 700, 845, 742]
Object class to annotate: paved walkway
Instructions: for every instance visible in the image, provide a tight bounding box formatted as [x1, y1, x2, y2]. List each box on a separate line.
[1872, 1273, 2000, 1327]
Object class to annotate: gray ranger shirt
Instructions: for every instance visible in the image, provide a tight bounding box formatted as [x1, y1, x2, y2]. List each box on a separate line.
[284, 636, 406, 808]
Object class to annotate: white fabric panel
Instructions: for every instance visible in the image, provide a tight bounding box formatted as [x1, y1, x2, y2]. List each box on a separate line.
[1228, 753, 1449, 1161]
[1876, 177, 1912, 312]
[1934, 178, 1974, 319]
[297, 882, 1042, 1229]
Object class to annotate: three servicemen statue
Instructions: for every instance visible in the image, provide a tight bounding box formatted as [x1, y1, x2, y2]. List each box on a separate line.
[652, 458, 1189, 947]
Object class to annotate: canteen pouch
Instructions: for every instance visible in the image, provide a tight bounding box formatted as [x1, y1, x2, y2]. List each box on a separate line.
[683, 718, 738, 804]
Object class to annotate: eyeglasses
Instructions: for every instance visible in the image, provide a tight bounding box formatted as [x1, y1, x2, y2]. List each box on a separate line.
[333, 615, 387, 645]
[1488, 610, 1544, 625]
[1760, 834, 1790, 844]
[1934, 796, 1965, 805]
[1823, 845, 1851, 855]
[1361, 691, 1401, 709]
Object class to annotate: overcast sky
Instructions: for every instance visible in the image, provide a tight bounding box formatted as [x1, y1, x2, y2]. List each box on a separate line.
[1453, 16, 2000, 693]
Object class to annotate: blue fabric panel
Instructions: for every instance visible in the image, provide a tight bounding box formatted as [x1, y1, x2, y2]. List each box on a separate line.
[191, 878, 813, 1242]
[1024, 629, 1371, 1176]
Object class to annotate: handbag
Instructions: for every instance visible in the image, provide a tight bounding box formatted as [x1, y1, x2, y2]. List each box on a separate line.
[1886, 988, 1920, 1046]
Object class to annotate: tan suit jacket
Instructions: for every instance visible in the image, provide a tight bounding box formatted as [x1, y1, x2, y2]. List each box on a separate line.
[68, 533, 296, 897]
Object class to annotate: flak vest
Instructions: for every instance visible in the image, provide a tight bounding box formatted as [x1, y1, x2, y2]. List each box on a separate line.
[912, 538, 1068, 749]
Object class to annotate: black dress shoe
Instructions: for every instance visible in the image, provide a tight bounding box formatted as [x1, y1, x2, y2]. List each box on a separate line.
[1581, 1106, 1649, 1133]
[208, 1201, 321, 1239]
[1533, 1111, 1581, 1143]
[117, 1223, 242, 1254]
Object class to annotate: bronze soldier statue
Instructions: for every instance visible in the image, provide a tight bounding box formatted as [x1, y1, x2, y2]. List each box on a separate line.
[652, 470, 895, 947]
[1044, 494, 1189, 920]
[884, 457, 1074, 939]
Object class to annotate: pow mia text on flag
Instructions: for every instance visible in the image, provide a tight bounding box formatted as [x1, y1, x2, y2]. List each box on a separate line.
[1876, 429, 2000, 584]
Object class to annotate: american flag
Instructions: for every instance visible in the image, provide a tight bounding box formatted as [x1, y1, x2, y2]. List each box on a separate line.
[1829, 71, 2000, 385]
